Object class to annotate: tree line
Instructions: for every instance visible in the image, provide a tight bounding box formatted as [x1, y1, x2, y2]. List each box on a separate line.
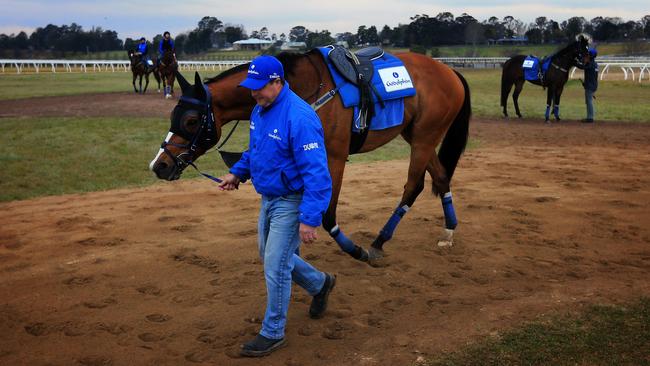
[1, 13, 649, 57]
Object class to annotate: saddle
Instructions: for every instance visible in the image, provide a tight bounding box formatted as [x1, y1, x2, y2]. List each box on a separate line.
[328, 46, 386, 132]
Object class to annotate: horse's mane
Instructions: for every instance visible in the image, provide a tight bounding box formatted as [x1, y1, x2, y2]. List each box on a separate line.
[204, 49, 319, 84]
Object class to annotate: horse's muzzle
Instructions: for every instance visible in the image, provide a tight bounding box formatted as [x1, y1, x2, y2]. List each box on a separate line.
[151, 160, 182, 181]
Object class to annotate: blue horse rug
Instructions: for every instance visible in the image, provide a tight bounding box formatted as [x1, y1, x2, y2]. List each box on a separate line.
[523, 55, 551, 82]
[317, 47, 416, 132]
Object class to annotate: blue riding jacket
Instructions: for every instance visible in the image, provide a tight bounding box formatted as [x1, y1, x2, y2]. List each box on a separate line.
[159, 38, 175, 55]
[137, 42, 148, 55]
[583, 60, 598, 92]
[230, 83, 332, 227]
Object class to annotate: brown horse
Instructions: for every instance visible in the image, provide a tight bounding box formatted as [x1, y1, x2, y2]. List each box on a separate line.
[127, 50, 161, 94]
[149, 49, 471, 264]
[158, 49, 177, 99]
[501, 34, 590, 121]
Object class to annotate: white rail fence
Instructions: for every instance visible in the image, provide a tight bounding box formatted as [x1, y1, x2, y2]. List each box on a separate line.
[2, 57, 649, 82]
[0, 59, 250, 74]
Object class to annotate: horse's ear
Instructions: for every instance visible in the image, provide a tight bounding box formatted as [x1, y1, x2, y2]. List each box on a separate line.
[176, 70, 192, 95]
[193, 72, 207, 99]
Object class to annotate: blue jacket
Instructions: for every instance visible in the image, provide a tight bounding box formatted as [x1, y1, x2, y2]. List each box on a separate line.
[159, 38, 174, 54]
[583, 60, 598, 92]
[137, 42, 148, 55]
[230, 83, 332, 227]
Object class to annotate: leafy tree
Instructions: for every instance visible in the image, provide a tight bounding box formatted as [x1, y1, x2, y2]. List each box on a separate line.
[306, 30, 334, 48]
[289, 26, 309, 42]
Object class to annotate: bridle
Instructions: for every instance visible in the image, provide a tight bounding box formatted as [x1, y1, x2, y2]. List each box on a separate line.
[160, 84, 218, 178]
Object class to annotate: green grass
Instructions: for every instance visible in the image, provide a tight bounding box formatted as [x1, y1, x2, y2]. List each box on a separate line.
[0, 71, 202, 100]
[0, 116, 252, 201]
[425, 297, 650, 366]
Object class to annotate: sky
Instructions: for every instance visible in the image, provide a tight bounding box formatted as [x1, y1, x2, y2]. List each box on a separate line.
[1, 0, 648, 40]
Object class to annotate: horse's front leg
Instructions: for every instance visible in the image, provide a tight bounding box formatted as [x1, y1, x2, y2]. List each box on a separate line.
[545, 87, 554, 122]
[322, 156, 369, 263]
[553, 84, 564, 121]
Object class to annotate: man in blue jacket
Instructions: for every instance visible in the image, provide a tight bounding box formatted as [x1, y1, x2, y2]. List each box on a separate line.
[135, 37, 153, 69]
[580, 48, 599, 123]
[219, 55, 335, 357]
[158, 31, 176, 64]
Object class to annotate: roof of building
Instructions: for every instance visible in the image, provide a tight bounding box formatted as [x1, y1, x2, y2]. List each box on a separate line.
[233, 38, 273, 45]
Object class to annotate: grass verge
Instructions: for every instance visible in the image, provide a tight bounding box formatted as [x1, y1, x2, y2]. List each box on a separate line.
[424, 297, 650, 366]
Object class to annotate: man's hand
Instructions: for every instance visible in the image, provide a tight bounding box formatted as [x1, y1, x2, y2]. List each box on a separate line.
[300, 223, 318, 244]
[218, 173, 240, 191]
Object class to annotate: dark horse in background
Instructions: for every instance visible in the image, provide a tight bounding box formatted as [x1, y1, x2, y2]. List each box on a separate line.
[149, 48, 471, 264]
[158, 49, 177, 99]
[127, 50, 160, 94]
[501, 35, 590, 121]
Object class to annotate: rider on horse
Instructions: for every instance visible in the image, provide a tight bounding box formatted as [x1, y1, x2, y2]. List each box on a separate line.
[135, 37, 154, 70]
[158, 31, 177, 66]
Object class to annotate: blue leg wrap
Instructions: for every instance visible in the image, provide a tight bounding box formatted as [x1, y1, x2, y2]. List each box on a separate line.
[441, 192, 458, 230]
[553, 105, 560, 119]
[379, 205, 409, 242]
[544, 105, 551, 120]
[329, 225, 356, 253]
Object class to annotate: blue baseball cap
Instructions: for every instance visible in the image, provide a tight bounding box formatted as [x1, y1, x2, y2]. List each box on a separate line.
[239, 55, 284, 90]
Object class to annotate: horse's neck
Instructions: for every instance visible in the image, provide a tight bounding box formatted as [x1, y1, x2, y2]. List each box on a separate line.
[552, 46, 575, 67]
[284, 53, 326, 102]
[208, 75, 256, 123]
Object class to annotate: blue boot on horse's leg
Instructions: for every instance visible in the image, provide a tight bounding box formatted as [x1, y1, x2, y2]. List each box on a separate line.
[369, 204, 410, 260]
[438, 191, 457, 247]
[553, 105, 560, 121]
[544, 105, 551, 122]
[329, 225, 368, 262]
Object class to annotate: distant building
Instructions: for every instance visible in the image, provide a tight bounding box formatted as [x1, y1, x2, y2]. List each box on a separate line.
[233, 38, 273, 50]
[280, 41, 307, 51]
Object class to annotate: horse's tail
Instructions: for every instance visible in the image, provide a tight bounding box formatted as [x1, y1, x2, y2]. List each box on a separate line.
[500, 58, 512, 107]
[438, 70, 471, 183]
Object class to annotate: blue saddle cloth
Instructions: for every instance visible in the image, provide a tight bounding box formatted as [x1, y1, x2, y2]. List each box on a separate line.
[523, 56, 551, 82]
[317, 47, 416, 132]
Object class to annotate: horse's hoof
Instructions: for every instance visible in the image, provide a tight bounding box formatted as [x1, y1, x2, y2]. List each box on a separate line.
[367, 247, 389, 267]
[437, 228, 454, 247]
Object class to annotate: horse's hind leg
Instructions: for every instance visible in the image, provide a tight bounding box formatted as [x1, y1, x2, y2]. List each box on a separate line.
[143, 73, 150, 94]
[368, 141, 436, 261]
[132, 74, 138, 93]
[512, 80, 525, 118]
[425, 157, 457, 247]
[502, 81, 513, 118]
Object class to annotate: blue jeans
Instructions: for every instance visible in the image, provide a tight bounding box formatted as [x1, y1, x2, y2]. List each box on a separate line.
[258, 193, 325, 339]
[585, 89, 595, 120]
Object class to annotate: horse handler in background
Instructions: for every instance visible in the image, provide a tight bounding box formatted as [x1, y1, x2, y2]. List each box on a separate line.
[218, 55, 336, 357]
[579, 48, 599, 123]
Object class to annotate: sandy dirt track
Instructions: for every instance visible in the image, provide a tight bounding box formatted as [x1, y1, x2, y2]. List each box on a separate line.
[1, 92, 650, 365]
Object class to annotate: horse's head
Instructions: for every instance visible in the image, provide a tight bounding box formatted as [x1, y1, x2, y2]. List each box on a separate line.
[573, 34, 591, 66]
[149, 71, 219, 180]
[127, 50, 136, 64]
